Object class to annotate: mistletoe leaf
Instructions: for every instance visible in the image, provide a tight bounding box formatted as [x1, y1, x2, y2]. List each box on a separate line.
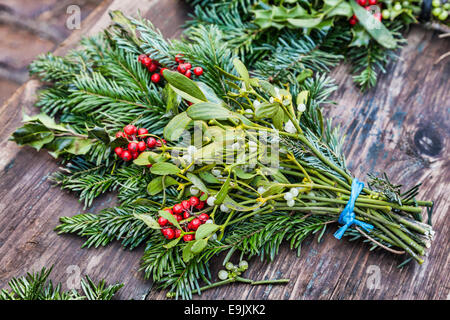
[147, 176, 178, 196]
[163, 70, 207, 103]
[164, 112, 192, 142]
[255, 102, 279, 119]
[187, 102, 233, 121]
[186, 173, 208, 194]
[195, 224, 220, 240]
[163, 237, 181, 249]
[190, 239, 208, 254]
[151, 162, 181, 175]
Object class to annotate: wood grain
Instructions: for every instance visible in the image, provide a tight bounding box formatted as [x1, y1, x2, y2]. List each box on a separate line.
[0, 0, 448, 300]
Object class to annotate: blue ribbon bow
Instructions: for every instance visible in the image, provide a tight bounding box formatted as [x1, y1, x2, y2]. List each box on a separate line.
[334, 178, 374, 240]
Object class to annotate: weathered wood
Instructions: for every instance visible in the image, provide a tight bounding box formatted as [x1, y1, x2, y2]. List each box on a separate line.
[0, 0, 448, 300]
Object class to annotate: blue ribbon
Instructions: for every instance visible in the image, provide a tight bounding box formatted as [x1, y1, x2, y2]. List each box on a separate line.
[334, 178, 374, 240]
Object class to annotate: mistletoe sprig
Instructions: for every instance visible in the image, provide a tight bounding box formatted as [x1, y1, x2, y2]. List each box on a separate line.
[10, 12, 435, 299]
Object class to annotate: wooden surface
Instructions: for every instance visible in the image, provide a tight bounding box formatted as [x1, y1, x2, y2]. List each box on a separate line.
[0, 0, 448, 300]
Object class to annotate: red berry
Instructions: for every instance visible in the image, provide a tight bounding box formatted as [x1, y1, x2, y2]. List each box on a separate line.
[174, 214, 182, 222]
[147, 137, 157, 148]
[193, 67, 203, 76]
[198, 213, 209, 222]
[148, 63, 158, 73]
[195, 201, 205, 210]
[164, 208, 173, 215]
[357, 0, 367, 5]
[121, 150, 132, 161]
[184, 63, 192, 70]
[374, 12, 381, 21]
[138, 54, 147, 62]
[158, 216, 168, 226]
[156, 139, 165, 147]
[190, 218, 201, 231]
[137, 128, 148, 137]
[137, 141, 146, 152]
[163, 228, 175, 240]
[349, 18, 357, 25]
[177, 64, 187, 74]
[368, 0, 377, 4]
[160, 68, 168, 75]
[183, 234, 194, 242]
[128, 142, 138, 152]
[175, 229, 182, 238]
[173, 203, 184, 214]
[185, 70, 192, 79]
[132, 152, 139, 159]
[115, 131, 126, 139]
[175, 54, 184, 63]
[151, 73, 161, 83]
[189, 196, 200, 207]
[124, 124, 137, 135]
[142, 57, 152, 67]
[181, 200, 190, 210]
[183, 211, 191, 220]
[146, 164, 153, 168]
[114, 147, 123, 156]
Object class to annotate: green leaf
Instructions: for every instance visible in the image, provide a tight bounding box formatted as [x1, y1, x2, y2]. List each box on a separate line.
[350, 0, 396, 49]
[196, 82, 223, 105]
[195, 223, 220, 240]
[187, 102, 233, 121]
[234, 167, 256, 180]
[110, 10, 140, 45]
[199, 171, 221, 184]
[150, 162, 181, 175]
[214, 175, 231, 205]
[163, 237, 181, 249]
[255, 102, 279, 119]
[134, 151, 154, 166]
[186, 173, 208, 194]
[324, 0, 352, 18]
[65, 138, 92, 155]
[11, 123, 54, 151]
[287, 17, 323, 28]
[223, 195, 262, 212]
[182, 241, 195, 262]
[191, 239, 208, 254]
[147, 176, 178, 196]
[133, 213, 160, 229]
[232, 58, 249, 83]
[163, 83, 180, 115]
[215, 66, 242, 81]
[159, 210, 181, 230]
[163, 112, 192, 142]
[87, 126, 110, 144]
[163, 70, 207, 103]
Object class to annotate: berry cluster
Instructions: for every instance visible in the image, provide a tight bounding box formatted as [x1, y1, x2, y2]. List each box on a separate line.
[138, 54, 163, 83]
[350, 0, 382, 26]
[158, 196, 210, 242]
[174, 54, 203, 79]
[114, 124, 165, 162]
[137, 53, 204, 84]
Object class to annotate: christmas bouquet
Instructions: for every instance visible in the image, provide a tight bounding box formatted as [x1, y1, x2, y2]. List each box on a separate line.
[185, 0, 450, 89]
[10, 12, 435, 299]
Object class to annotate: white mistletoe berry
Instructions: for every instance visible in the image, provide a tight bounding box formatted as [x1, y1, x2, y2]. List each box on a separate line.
[290, 188, 299, 197]
[284, 120, 297, 134]
[284, 192, 293, 201]
[297, 103, 306, 112]
[220, 204, 230, 213]
[287, 199, 295, 207]
[187, 145, 197, 155]
[257, 186, 266, 194]
[207, 196, 216, 206]
[190, 186, 199, 195]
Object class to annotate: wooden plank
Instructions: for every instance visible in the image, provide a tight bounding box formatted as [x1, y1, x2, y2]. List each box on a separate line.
[0, 0, 191, 300]
[0, 0, 448, 300]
